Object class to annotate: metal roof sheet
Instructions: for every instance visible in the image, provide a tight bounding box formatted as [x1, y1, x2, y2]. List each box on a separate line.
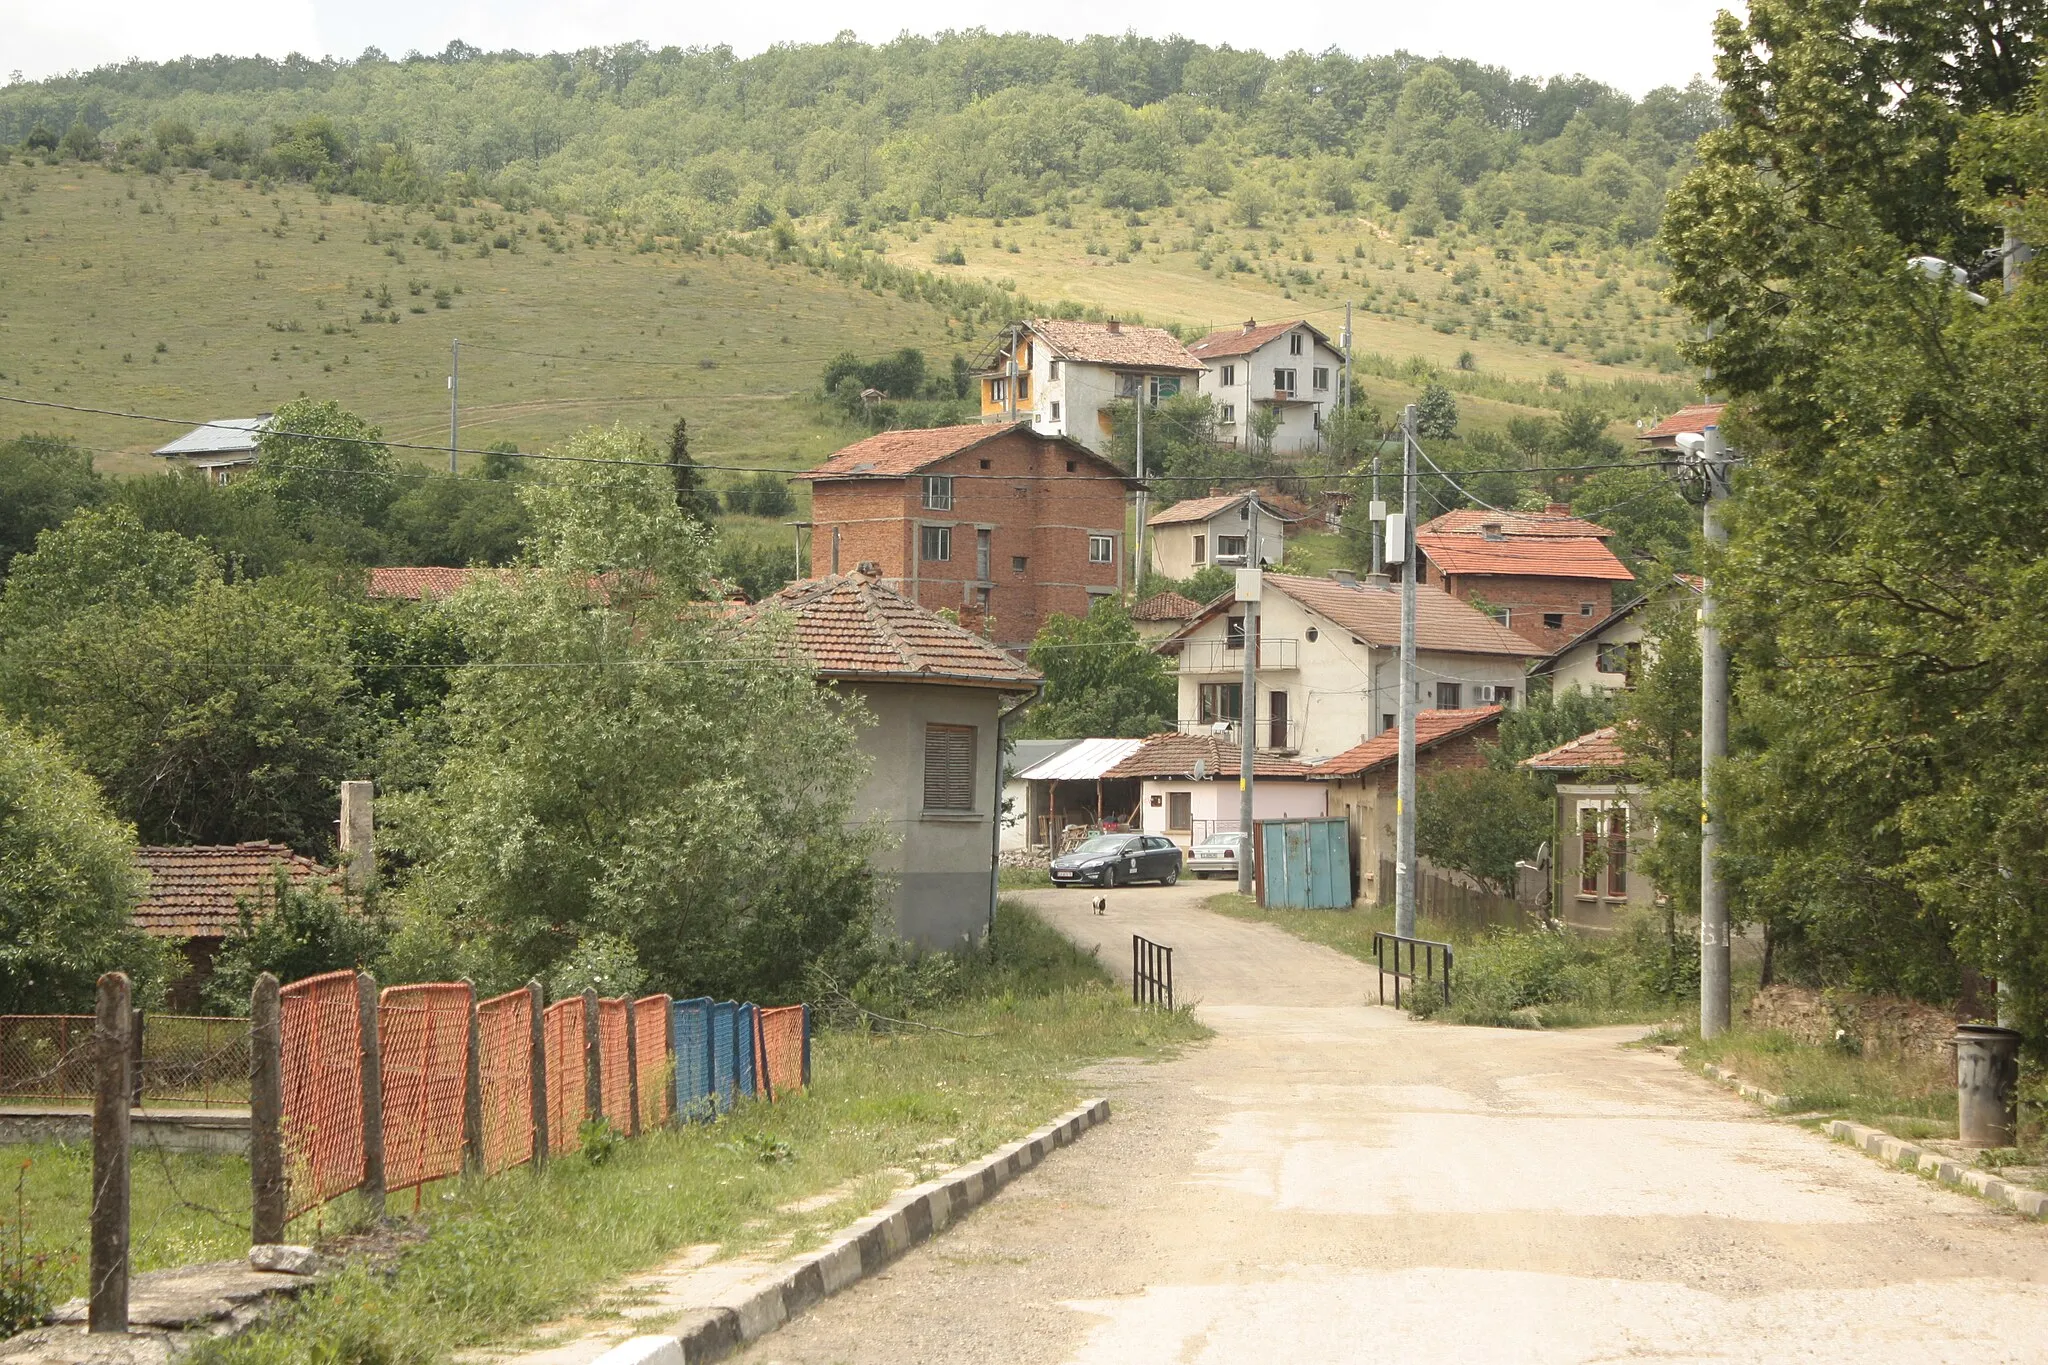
[1014, 737, 1146, 782]
[153, 416, 272, 458]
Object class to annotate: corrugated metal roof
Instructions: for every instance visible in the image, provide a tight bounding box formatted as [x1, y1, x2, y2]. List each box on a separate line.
[1014, 737, 1146, 781]
[153, 416, 272, 458]
[1006, 739, 1082, 778]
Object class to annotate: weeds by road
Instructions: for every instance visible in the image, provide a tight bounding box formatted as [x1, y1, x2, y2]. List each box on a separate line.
[170, 902, 1201, 1364]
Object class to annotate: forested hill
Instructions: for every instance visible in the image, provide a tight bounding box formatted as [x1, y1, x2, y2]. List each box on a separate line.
[0, 34, 1717, 247]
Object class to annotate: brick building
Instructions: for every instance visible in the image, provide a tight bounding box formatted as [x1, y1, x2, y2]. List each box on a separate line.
[794, 422, 1135, 647]
[1412, 507, 1637, 652]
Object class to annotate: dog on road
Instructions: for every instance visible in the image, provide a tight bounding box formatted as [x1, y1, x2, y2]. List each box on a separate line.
[1090, 894, 1107, 916]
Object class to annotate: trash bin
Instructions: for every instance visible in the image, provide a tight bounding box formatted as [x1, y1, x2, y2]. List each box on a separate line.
[1954, 1023, 2023, 1148]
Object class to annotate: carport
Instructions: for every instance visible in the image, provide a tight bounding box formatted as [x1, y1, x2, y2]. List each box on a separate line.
[1012, 738, 1145, 850]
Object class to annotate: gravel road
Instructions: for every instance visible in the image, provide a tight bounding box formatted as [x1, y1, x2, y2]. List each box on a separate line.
[740, 884, 2048, 1364]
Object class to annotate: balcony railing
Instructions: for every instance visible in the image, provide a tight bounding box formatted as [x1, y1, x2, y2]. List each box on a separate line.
[1176, 638, 1298, 674]
[1174, 716, 1304, 753]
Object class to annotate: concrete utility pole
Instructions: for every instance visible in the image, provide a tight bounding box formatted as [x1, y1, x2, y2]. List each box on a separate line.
[1696, 424, 1734, 1038]
[1134, 387, 1147, 591]
[1340, 303, 1352, 414]
[448, 337, 459, 474]
[1394, 405, 1420, 939]
[1237, 502, 1261, 897]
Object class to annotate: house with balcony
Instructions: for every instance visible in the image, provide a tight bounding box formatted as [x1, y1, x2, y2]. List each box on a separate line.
[1188, 319, 1347, 454]
[977, 318, 1206, 458]
[1412, 506, 1638, 652]
[794, 422, 1136, 647]
[1522, 726, 1655, 933]
[1146, 491, 1287, 580]
[1153, 570, 1541, 764]
[1532, 575, 1703, 696]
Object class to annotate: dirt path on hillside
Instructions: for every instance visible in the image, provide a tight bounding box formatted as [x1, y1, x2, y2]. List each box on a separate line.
[737, 884, 2048, 1363]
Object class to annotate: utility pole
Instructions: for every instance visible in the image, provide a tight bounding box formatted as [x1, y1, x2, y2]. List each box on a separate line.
[1696, 423, 1733, 1038]
[1237, 501, 1260, 897]
[1394, 404, 1419, 939]
[448, 336, 459, 474]
[1134, 385, 1147, 593]
[1005, 327, 1018, 422]
[1340, 302, 1352, 414]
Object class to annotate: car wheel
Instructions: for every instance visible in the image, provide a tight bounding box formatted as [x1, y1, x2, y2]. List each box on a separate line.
[1102, 866, 1119, 889]
[1161, 866, 1180, 886]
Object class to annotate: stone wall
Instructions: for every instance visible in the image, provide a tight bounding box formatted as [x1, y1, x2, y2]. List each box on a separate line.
[1743, 984, 1958, 1062]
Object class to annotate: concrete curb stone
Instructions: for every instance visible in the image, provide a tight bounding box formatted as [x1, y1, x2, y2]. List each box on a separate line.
[594, 1097, 1111, 1365]
[1697, 1061, 1793, 1112]
[1824, 1119, 2047, 1222]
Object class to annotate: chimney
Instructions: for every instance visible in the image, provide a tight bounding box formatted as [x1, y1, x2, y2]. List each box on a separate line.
[338, 780, 375, 893]
[1481, 521, 1505, 541]
[1105, 317, 1122, 334]
[1329, 569, 1358, 587]
[855, 560, 880, 579]
[1241, 318, 1257, 334]
[1363, 572, 1391, 589]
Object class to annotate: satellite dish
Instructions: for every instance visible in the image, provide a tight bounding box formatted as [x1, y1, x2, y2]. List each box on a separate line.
[1193, 759, 1208, 782]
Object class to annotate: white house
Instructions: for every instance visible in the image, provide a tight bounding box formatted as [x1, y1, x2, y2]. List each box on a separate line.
[1154, 570, 1542, 763]
[1531, 576, 1702, 696]
[1102, 731, 1328, 848]
[977, 318, 1206, 458]
[1146, 491, 1287, 580]
[153, 415, 272, 484]
[1188, 319, 1347, 455]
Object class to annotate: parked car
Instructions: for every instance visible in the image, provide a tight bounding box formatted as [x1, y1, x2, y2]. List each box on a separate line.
[1050, 833, 1182, 887]
[1187, 833, 1251, 879]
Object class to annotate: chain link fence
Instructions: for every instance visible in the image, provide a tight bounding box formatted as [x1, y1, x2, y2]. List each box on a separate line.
[475, 988, 535, 1175]
[2, 1013, 250, 1107]
[378, 983, 471, 1201]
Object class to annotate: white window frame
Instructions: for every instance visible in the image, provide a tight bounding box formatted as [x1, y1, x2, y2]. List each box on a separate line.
[1289, 332, 1304, 356]
[922, 475, 953, 511]
[1312, 366, 1330, 390]
[1220, 403, 1236, 424]
[1088, 533, 1115, 564]
[989, 377, 1008, 404]
[1220, 363, 1236, 386]
[1215, 534, 1248, 561]
[1049, 399, 1062, 421]
[1274, 367, 1297, 392]
[921, 524, 952, 562]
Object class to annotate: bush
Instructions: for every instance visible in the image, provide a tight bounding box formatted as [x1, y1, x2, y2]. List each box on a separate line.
[722, 471, 796, 519]
[203, 872, 385, 1010]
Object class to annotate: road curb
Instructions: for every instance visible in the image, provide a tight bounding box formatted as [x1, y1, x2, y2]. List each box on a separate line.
[1824, 1119, 2048, 1221]
[592, 1098, 1111, 1365]
[1696, 1061, 1793, 1112]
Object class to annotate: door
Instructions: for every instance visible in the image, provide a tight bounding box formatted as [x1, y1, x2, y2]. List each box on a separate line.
[977, 528, 992, 580]
[1269, 690, 1289, 749]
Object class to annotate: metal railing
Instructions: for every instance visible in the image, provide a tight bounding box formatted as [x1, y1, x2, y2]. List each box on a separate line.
[1174, 716, 1303, 752]
[1176, 638, 1299, 674]
[1132, 935, 1174, 1010]
[1373, 932, 1454, 1009]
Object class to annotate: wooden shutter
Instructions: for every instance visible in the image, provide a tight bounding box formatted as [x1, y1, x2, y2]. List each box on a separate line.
[923, 725, 977, 812]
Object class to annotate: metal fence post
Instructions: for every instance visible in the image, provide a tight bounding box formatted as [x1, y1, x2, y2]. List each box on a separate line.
[249, 974, 285, 1245]
[623, 1002, 641, 1138]
[89, 972, 131, 1334]
[129, 1008, 144, 1111]
[581, 988, 601, 1128]
[356, 972, 385, 1219]
[461, 983, 484, 1173]
[526, 981, 548, 1170]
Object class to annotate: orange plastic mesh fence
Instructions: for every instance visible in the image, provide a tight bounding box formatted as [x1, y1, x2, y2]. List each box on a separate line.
[633, 995, 670, 1131]
[475, 989, 534, 1174]
[279, 971, 366, 1219]
[757, 1006, 806, 1099]
[542, 996, 585, 1154]
[378, 983, 472, 1197]
[597, 997, 630, 1128]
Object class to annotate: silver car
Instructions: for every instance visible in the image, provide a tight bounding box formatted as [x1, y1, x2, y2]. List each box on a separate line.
[1186, 833, 1251, 879]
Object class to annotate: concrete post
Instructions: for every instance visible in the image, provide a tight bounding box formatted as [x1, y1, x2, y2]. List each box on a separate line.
[249, 974, 285, 1246]
[526, 981, 548, 1169]
[624, 1002, 642, 1138]
[1698, 431, 1732, 1038]
[582, 988, 601, 1127]
[89, 973, 131, 1334]
[339, 780, 375, 894]
[356, 972, 385, 1218]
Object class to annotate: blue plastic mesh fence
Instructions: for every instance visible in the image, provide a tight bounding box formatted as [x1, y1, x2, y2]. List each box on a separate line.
[707, 1001, 736, 1112]
[671, 997, 713, 1123]
[734, 1003, 757, 1098]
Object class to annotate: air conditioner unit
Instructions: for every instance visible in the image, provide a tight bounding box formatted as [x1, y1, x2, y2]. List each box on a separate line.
[1477, 685, 1503, 704]
[1209, 721, 1235, 736]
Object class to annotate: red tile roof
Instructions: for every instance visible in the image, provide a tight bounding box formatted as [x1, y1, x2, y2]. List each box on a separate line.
[133, 843, 342, 940]
[1102, 732, 1314, 780]
[1640, 403, 1726, 442]
[759, 574, 1042, 689]
[367, 566, 488, 601]
[1130, 590, 1205, 621]
[1187, 318, 1336, 361]
[1418, 508, 1614, 539]
[1164, 572, 1539, 657]
[1025, 318, 1204, 372]
[793, 422, 1130, 484]
[1521, 726, 1630, 772]
[1147, 492, 1268, 527]
[1313, 707, 1504, 778]
[1417, 534, 1636, 582]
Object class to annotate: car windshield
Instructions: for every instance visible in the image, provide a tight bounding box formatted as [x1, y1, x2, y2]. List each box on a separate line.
[1072, 836, 1131, 855]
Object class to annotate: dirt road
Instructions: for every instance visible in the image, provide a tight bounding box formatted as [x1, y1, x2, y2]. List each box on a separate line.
[740, 885, 2048, 1363]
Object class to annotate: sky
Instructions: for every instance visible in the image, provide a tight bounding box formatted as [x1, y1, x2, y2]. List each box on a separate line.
[5, 0, 1736, 96]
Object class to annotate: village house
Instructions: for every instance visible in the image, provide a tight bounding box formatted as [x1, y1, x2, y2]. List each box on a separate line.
[1532, 575, 1702, 695]
[1187, 319, 1348, 454]
[152, 415, 272, 485]
[1008, 737, 1147, 850]
[758, 572, 1041, 948]
[1145, 491, 1287, 580]
[976, 318, 1206, 457]
[1128, 590, 1206, 644]
[133, 843, 344, 1010]
[1522, 726, 1654, 932]
[1638, 401, 1726, 451]
[1155, 570, 1540, 762]
[1102, 732, 1325, 848]
[1412, 506, 1637, 652]
[794, 422, 1134, 646]
[1000, 739, 1082, 851]
[1311, 707, 1502, 907]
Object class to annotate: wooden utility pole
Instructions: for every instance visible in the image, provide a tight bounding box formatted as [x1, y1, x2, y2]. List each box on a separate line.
[89, 973, 131, 1334]
[249, 974, 285, 1245]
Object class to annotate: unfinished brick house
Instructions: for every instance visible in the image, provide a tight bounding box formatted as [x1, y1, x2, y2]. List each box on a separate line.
[1411, 506, 1637, 652]
[794, 422, 1136, 647]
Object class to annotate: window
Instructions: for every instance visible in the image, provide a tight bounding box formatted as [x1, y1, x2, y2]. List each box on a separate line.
[979, 458, 991, 469]
[1274, 367, 1297, 392]
[1220, 364, 1236, 386]
[1542, 612, 1564, 630]
[1191, 535, 1206, 564]
[830, 526, 841, 574]
[1167, 791, 1192, 831]
[977, 528, 992, 580]
[1435, 682, 1462, 709]
[1312, 408, 1323, 431]
[1089, 534, 1114, 564]
[1312, 366, 1330, 390]
[1049, 358, 1061, 379]
[1049, 400, 1062, 421]
[1226, 615, 1246, 649]
[1580, 601, 1596, 616]
[1597, 641, 1641, 681]
[923, 724, 977, 813]
[1149, 375, 1181, 403]
[1606, 810, 1628, 896]
[1021, 341, 1033, 367]
[1216, 534, 1248, 562]
[920, 525, 951, 562]
[1580, 810, 1600, 895]
[922, 475, 953, 511]
[1491, 685, 1514, 706]
[1198, 682, 1242, 723]
[1414, 555, 1427, 584]
[1220, 404, 1236, 424]
[1012, 555, 1028, 574]
[1269, 689, 1290, 748]
[1381, 714, 1395, 733]
[989, 377, 1008, 404]
[1491, 607, 1511, 627]
[1289, 332, 1304, 355]
[1066, 460, 1077, 472]
[1016, 375, 1030, 401]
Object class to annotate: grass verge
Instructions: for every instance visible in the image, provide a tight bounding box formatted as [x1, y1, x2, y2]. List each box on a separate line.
[1204, 892, 1688, 1029]
[134, 901, 1203, 1364]
[995, 865, 1052, 890]
[1656, 1024, 1960, 1138]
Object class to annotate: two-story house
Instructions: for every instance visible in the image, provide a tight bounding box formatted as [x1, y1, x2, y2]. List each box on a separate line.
[977, 318, 1206, 457]
[1412, 507, 1638, 652]
[1154, 569, 1541, 763]
[1146, 491, 1287, 580]
[794, 422, 1135, 647]
[1188, 319, 1347, 454]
